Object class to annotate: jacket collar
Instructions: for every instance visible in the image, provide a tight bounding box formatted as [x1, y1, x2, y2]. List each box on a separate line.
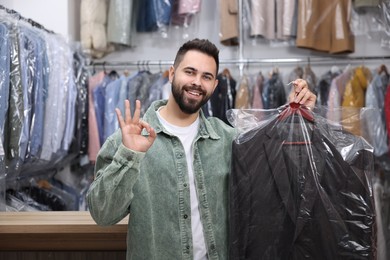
[142, 100, 220, 140]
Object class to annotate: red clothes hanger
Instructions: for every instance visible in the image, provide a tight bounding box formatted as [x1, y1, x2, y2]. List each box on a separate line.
[277, 103, 314, 145]
[278, 102, 314, 123]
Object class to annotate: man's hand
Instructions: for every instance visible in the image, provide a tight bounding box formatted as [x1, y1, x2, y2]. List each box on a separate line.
[288, 79, 316, 109]
[116, 100, 156, 152]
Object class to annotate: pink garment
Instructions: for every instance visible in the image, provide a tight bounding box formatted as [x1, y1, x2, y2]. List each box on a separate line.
[178, 0, 201, 14]
[385, 83, 390, 151]
[252, 73, 264, 109]
[326, 66, 352, 123]
[88, 71, 105, 162]
[171, 0, 201, 26]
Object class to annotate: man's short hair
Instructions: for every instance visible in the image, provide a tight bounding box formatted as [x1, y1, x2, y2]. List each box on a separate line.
[173, 38, 219, 75]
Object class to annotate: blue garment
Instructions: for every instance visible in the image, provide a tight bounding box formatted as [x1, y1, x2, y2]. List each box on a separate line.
[52, 35, 74, 160]
[40, 34, 58, 161]
[104, 76, 123, 141]
[18, 26, 37, 163]
[365, 73, 389, 156]
[262, 72, 286, 109]
[94, 75, 114, 146]
[29, 30, 49, 159]
[138, 72, 161, 116]
[127, 71, 146, 114]
[19, 26, 47, 161]
[116, 72, 137, 115]
[136, 0, 173, 32]
[40, 34, 70, 161]
[144, 73, 168, 110]
[62, 75, 77, 152]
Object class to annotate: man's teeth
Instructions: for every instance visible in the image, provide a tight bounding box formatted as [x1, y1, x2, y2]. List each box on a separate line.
[188, 91, 200, 96]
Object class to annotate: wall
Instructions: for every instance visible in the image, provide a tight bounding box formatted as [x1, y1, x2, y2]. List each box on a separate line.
[0, 0, 80, 42]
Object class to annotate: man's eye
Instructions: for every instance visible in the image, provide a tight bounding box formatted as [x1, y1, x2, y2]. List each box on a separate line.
[185, 70, 194, 75]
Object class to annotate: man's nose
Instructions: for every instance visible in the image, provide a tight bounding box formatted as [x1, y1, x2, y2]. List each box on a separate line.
[191, 75, 202, 86]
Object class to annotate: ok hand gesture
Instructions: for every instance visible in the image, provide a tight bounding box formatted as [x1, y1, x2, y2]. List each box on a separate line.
[116, 100, 156, 152]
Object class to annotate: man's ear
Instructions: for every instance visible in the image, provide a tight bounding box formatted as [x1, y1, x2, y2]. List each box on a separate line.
[168, 66, 175, 83]
[213, 79, 219, 92]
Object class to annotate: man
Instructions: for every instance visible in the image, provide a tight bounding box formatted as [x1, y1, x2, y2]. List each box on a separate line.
[87, 38, 316, 260]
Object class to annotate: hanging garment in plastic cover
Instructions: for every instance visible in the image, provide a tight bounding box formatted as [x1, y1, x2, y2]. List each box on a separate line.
[227, 103, 376, 260]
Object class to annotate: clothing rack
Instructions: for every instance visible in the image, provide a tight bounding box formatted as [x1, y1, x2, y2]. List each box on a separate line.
[0, 5, 54, 34]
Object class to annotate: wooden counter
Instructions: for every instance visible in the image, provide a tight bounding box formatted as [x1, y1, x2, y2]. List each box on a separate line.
[0, 211, 128, 251]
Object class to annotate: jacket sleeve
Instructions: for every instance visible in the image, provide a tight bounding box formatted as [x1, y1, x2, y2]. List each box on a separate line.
[86, 131, 145, 226]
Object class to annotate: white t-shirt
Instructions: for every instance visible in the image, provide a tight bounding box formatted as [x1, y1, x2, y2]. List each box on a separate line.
[157, 109, 208, 260]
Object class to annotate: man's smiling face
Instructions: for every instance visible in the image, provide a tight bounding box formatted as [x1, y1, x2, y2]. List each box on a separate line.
[169, 50, 218, 114]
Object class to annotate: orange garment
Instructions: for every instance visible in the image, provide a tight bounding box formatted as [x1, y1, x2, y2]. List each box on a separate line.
[296, 0, 354, 54]
[235, 75, 250, 109]
[341, 66, 372, 136]
[219, 0, 239, 46]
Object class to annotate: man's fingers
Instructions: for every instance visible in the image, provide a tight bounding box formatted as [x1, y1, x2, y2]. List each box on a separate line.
[148, 128, 157, 143]
[124, 99, 132, 123]
[139, 119, 157, 144]
[287, 79, 316, 108]
[132, 100, 142, 123]
[139, 120, 154, 135]
[292, 79, 306, 92]
[117, 100, 149, 132]
[294, 87, 308, 104]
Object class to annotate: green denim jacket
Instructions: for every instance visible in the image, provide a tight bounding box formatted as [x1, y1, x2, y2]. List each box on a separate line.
[87, 100, 237, 260]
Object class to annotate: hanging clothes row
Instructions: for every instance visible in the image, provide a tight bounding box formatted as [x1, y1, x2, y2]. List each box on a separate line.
[0, 8, 89, 178]
[88, 67, 171, 163]
[223, 0, 389, 53]
[221, 62, 390, 157]
[88, 59, 390, 149]
[322, 64, 389, 158]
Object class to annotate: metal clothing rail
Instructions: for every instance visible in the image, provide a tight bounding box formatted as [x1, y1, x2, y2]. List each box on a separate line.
[89, 56, 390, 70]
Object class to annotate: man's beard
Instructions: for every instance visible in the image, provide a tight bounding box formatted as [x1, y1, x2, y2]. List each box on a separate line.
[171, 80, 211, 114]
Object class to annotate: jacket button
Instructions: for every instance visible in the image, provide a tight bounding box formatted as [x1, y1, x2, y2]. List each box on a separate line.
[183, 214, 188, 219]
